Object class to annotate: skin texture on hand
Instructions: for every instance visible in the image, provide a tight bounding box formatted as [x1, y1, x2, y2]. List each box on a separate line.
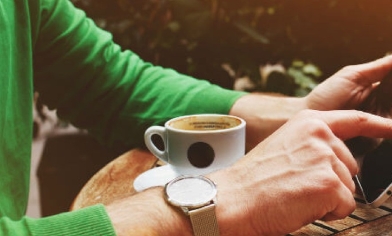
[106, 187, 193, 236]
[209, 110, 392, 236]
[231, 55, 392, 149]
[229, 93, 306, 150]
[105, 55, 392, 235]
[305, 55, 392, 111]
[106, 110, 392, 236]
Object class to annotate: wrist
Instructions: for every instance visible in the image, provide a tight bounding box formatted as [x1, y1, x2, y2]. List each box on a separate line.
[106, 187, 193, 236]
[230, 93, 307, 148]
[165, 175, 221, 236]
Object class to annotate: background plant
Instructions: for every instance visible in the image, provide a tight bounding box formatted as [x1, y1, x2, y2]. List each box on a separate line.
[70, 0, 392, 96]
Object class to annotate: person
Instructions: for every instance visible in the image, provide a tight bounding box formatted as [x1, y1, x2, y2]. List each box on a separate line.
[1, 0, 392, 235]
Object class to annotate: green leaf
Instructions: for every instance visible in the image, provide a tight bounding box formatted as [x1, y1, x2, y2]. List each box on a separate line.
[302, 64, 322, 77]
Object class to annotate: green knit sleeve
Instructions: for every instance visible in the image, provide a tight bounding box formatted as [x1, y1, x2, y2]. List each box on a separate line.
[0, 205, 115, 236]
[34, 0, 246, 152]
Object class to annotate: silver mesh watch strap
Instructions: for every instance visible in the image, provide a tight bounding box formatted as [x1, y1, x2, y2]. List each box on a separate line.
[188, 203, 220, 236]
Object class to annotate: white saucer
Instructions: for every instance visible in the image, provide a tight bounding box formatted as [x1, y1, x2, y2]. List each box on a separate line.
[133, 165, 181, 192]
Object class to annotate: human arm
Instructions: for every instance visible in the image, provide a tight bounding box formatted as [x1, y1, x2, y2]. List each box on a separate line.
[30, 1, 392, 235]
[33, 0, 392, 153]
[0, 205, 115, 236]
[104, 110, 392, 235]
[103, 54, 392, 235]
[23, 0, 244, 234]
[230, 55, 392, 149]
[33, 0, 246, 152]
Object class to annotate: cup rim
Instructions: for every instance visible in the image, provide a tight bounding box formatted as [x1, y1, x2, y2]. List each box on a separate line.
[164, 114, 246, 133]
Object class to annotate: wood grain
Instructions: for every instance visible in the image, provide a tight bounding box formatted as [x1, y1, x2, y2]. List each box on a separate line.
[290, 197, 392, 235]
[71, 149, 392, 235]
[70, 148, 157, 210]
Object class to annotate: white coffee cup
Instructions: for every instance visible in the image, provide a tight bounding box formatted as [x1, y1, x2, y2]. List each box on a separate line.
[144, 114, 246, 175]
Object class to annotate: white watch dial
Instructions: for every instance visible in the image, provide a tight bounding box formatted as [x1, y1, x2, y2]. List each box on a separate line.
[166, 176, 217, 207]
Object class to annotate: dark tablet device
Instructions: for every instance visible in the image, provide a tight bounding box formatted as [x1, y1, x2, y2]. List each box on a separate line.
[355, 139, 392, 207]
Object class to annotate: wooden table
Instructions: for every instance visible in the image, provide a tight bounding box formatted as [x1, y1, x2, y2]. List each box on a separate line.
[289, 195, 392, 235]
[71, 148, 392, 235]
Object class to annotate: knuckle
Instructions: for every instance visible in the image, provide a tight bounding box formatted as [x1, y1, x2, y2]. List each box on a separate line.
[335, 196, 357, 219]
[348, 197, 357, 212]
[320, 174, 341, 191]
[352, 110, 371, 130]
[305, 119, 331, 140]
[310, 171, 341, 194]
[292, 110, 330, 137]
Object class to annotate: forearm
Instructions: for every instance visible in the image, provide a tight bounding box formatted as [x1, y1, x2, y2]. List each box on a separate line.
[229, 93, 307, 149]
[106, 174, 249, 236]
[34, 0, 246, 151]
[106, 187, 193, 236]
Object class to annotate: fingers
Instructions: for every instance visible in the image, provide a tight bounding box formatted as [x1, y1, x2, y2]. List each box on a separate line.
[329, 138, 358, 190]
[304, 110, 392, 141]
[292, 109, 391, 192]
[334, 54, 392, 86]
[321, 182, 357, 221]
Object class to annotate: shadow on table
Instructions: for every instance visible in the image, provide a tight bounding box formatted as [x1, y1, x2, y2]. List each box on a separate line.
[37, 133, 121, 216]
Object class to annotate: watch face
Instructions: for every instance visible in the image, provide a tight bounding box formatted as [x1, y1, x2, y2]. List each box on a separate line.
[165, 176, 217, 208]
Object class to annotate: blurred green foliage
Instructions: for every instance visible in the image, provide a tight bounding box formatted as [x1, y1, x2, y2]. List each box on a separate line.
[71, 0, 392, 96]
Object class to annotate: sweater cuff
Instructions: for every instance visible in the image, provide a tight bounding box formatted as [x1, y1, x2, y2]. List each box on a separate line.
[27, 204, 116, 236]
[185, 85, 248, 115]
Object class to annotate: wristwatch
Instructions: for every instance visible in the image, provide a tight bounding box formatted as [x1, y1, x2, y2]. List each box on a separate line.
[164, 175, 220, 236]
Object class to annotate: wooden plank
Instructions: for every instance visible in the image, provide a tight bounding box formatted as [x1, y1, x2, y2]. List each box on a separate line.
[334, 214, 392, 236]
[71, 149, 157, 210]
[351, 201, 391, 221]
[290, 194, 392, 236]
[315, 217, 363, 232]
[289, 223, 334, 236]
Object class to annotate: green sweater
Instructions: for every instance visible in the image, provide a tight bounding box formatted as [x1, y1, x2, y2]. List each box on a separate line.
[0, 0, 245, 235]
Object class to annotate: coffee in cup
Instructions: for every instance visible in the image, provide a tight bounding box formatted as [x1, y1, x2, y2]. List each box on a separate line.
[144, 114, 246, 175]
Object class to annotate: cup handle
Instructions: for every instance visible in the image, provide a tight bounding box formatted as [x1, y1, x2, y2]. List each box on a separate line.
[144, 126, 168, 163]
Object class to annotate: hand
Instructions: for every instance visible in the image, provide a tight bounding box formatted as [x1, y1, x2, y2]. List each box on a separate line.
[210, 109, 392, 235]
[305, 55, 392, 111]
[231, 55, 392, 149]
